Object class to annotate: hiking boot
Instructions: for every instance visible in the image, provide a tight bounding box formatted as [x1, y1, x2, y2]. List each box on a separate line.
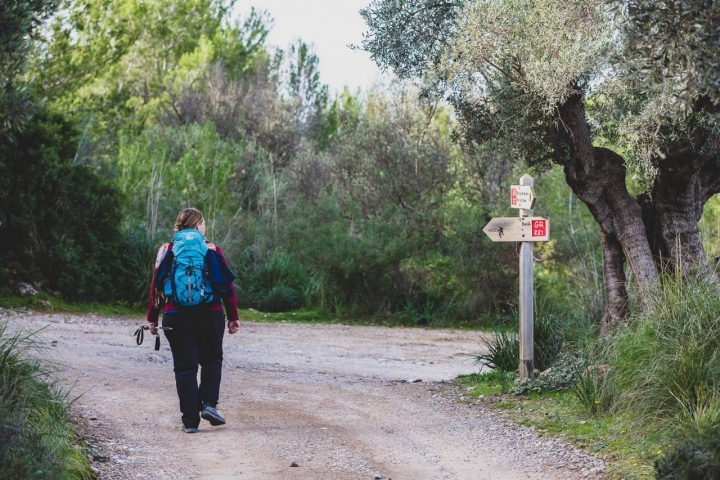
[182, 424, 198, 434]
[200, 404, 226, 426]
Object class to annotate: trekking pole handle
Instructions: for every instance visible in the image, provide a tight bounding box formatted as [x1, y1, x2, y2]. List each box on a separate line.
[134, 325, 173, 349]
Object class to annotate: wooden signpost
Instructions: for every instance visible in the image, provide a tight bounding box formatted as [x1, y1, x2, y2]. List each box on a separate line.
[483, 174, 549, 380]
[482, 217, 549, 242]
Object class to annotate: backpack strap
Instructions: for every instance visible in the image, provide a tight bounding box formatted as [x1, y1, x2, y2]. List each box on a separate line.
[152, 243, 171, 309]
[155, 243, 170, 268]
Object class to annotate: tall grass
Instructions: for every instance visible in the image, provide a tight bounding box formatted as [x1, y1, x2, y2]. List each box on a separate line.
[594, 276, 720, 476]
[474, 308, 596, 373]
[474, 329, 519, 372]
[610, 277, 720, 438]
[0, 321, 92, 479]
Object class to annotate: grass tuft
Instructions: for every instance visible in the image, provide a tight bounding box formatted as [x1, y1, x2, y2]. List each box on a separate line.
[0, 320, 94, 479]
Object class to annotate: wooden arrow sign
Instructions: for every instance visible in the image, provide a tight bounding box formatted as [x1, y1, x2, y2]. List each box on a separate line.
[483, 217, 550, 242]
[510, 185, 536, 209]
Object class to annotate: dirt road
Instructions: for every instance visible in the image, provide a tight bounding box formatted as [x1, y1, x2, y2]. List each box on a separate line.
[6, 311, 605, 479]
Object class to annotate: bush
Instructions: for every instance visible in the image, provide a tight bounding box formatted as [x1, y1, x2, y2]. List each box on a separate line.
[511, 353, 579, 395]
[236, 248, 310, 312]
[0, 321, 92, 479]
[474, 309, 596, 374]
[571, 357, 617, 416]
[655, 439, 720, 480]
[0, 108, 128, 301]
[474, 330, 519, 372]
[121, 227, 163, 306]
[610, 276, 720, 439]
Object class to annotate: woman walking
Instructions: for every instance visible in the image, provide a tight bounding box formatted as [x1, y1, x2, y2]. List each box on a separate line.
[147, 208, 240, 433]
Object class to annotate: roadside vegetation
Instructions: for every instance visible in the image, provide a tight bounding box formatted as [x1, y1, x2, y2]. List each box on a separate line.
[0, 320, 94, 479]
[466, 275, 720, 479]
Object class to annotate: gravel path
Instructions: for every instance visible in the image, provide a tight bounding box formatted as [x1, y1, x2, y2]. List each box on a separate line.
[5, 310, 606, 479]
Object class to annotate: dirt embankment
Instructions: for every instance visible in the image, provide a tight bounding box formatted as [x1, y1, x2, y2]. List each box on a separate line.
[5, 311, 606, 480]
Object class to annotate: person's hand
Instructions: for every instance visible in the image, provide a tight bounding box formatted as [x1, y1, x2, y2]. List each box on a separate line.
[227, 320, 240, 335]
[148, 322, 158, 335]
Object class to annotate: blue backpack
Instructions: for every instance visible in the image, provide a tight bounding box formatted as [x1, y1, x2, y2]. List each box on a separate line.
[163, 230, 215, 307]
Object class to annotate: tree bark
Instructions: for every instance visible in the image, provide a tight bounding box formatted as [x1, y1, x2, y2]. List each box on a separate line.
[556, 93, 658, 316]
[639, 100, 720, 281]
[598, 228, 628, 329]
[649, 139, 720, 279]
[652, 170, 710, 275]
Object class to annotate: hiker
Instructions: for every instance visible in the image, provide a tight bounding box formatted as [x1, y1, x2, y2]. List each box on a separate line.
[147, 207, 240, 433]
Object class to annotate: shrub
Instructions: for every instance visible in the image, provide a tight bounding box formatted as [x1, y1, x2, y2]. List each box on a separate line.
[121, 227, 162, 306]
[0, 108, 128, 301]
[474, 309, 596, 374]
[511, 353, 579, 395]
[236, 248, 310, 312]
[571, 357, 617, 416]
[655, 439, 720, 480]
[534, 312, 566, 371]
[474, 330, 519, 372]
[0, 321, 92, 479]
[610, 276, 720, 439]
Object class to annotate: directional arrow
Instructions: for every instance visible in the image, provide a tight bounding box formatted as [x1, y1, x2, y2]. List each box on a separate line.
[483, 217, 549, 242]
[510, 185, 536, 209]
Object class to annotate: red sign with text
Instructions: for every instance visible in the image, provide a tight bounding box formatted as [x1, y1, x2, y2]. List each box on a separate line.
[532, 220, 547, 237]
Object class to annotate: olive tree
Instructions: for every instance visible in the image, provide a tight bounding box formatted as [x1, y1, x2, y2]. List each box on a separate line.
[360, 0, 720, 327]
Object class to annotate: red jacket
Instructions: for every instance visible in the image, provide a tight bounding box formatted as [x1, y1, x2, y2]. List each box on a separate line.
[146, 242, 239, 324]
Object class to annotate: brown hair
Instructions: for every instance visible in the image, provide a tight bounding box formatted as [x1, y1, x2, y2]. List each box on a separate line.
[174, 208, 204, 232]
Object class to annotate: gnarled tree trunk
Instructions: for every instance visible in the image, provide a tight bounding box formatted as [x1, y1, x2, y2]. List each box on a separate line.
[598, 228, 628, 329]
[646, 138, 720, 280]
[556, 93, 658, 327]
[555, 93, 720, 329]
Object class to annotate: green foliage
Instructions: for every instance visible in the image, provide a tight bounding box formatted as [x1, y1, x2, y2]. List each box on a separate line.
[655, 439, 720, 480]
[566, 274, 720, 473]
[0, 321, 93, 479]
[122, 227, 161, 306]
[236, 249, 310, 313]
[358, 0, 460, 80]
[532, 167, 604, 318]
[0, 0, 56, 136]
[116, 123, 268, 306]
[34, 0, 271, 131]
[461, 382, 657, 478]
[511, 355, 578, 395]
[0, 108, 129, 301]
[533, 312, 566, 371]
[617, 0, 720, 118]
[571, 358, 617, 416]
[280, 39, 328, 116]
[459, 370, 517, 396]
[281, 194, 419, 315]
[474, 330, 518, 372]
[610, 277, 720, 440]
[116, 123, 255, 241]
[474, 308, 596, 374]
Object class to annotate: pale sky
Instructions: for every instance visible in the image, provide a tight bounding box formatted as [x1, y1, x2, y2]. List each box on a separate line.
[240, 0, 387, 96]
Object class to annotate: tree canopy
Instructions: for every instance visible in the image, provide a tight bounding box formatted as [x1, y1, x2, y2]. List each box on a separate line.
[0, 0, 57, 135]
[32, 0, 271, 131]
[361, 0, 720, 326]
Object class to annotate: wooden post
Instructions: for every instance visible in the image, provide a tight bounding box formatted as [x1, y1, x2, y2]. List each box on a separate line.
[519, 174, 534, 380]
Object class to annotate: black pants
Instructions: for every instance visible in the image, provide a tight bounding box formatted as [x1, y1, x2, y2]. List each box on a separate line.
[162, 311, 225, 428]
